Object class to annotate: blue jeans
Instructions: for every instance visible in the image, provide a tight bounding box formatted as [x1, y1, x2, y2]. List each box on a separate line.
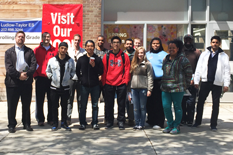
[79, 85, 100, 125]
[131, 89, 148, 127]
[162, 91, 184, 128]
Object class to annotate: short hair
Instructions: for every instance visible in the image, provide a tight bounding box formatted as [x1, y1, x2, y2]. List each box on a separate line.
[97, 35, 104, 39]
[85, 40, 95, 48]
[125, 38, 134, 45]
[134, 38, 141, 41]
[168, 39, 183, 54]
[111, 36, 121, 44]
[42, 32, 50, 38]
[73, 34, 81, 39]
[211, 36, 221, 43]
[15, 31, 25, 37]
[149, 37, 164, 52]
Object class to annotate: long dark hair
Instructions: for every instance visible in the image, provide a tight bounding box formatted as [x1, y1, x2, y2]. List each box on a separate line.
[149, 37, 164, 52]
[168, 39, 183, 54]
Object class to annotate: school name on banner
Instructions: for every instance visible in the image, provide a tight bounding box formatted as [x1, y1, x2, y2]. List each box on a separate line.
[0, 20, 42, 44]
[42, 4, 83, 48]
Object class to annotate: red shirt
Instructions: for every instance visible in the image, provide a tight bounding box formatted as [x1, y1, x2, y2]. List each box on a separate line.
[33, 43, 58, 78]
[101, 50, 131, 86]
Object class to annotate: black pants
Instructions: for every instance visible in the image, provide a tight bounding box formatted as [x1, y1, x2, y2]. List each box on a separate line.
[50, 89, 69, 127]
[181, 86, 198, 124]
[146, 79, 165, 128]
[126, 93, 134, 121]
[6, 85, 32, 128]
[35, 77, 52, 123]
[104, 84, 127, 123]
[67, 80, 81, 120]
[194, 82, 222, 127]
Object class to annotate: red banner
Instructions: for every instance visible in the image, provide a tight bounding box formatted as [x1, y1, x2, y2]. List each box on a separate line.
[42, 4, 83, 49]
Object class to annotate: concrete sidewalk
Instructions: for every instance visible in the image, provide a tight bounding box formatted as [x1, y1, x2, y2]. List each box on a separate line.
[0, 101, 233, 155]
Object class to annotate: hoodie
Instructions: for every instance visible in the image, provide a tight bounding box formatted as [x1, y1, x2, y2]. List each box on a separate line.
[33, 42, 57, 78]
[101, 50, 131, 86]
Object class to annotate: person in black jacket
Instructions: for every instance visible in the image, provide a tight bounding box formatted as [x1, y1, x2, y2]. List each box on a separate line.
[5, 31, 37, 133]
[76, 40, 103, 130]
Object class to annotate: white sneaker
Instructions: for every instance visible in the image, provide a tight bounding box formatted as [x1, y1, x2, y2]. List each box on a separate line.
[153, 125, 161, 130]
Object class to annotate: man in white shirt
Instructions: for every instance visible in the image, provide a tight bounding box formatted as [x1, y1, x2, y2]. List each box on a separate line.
[193, 36, 230, 131]
[67, 34, 86, 125]
[5, 31, 37, 133]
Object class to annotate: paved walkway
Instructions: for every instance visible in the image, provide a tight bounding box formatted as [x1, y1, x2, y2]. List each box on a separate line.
[0, 101, 233, 155]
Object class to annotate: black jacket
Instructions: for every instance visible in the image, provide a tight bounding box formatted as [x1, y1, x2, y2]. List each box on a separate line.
[76, 53, 103, 87]
[5, 45, 37, 87]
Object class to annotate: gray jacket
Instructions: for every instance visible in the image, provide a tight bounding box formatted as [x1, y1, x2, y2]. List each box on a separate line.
[130, 61, 153, 91]
[46, 56, 75, 88]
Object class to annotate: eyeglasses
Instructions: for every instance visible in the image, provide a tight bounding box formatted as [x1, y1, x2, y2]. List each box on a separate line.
[112, 42, 120, 44]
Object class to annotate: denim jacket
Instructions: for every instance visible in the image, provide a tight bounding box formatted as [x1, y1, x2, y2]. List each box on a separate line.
[46, 56, 75, 88]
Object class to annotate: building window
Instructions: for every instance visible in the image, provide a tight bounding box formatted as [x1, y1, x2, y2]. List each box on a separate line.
[210, 0, 233, 21]
[103, 24, 144, 50]
[191, 25, 206, 52]
[191, 0, 206, 21]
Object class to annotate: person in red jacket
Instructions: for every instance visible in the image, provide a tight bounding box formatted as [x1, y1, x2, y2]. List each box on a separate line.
[102, 36, 131, 130]
[33, 32, 58, 126]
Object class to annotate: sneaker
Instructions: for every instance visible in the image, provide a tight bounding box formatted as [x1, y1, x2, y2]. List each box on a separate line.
[79, 124, 86, 130]
[192, 123, 200, 128]
[162, 127, 173, 133]
[92, 124, 100, 130]
[138, 126, 145, 130]
[61, 122, 72, 131]
[180, 120, 186, 126]
[211, 126, 217, 132]
[38, 122, 44, 126]
[186, 121, 193, 127]
[66, 120, 71, 126]
[118, 122, 125, 130]
[51, 126, 58, 131]
[105, 122, 113, 129]
[170, 127, 180, 134]
[153, 125, 161, 130]
[133, 126, 139, 130]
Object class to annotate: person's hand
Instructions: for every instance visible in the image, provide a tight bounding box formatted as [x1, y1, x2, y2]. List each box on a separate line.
[99, 75, 102, 81]
[223, 86, 229, 93]
[89, 61, 95, 67]
[194, 84, 199, 89]
[147, 91, 151, 97]
[128, 95, 131, 102]
[190, 80, 194, 85]
[19, 72, 28, 80]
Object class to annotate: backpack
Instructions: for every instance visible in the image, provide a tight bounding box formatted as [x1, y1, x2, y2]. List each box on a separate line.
[106, 52, 125, 75]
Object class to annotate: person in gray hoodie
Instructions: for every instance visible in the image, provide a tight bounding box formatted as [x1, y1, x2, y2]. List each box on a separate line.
[130, 46, 153, 129]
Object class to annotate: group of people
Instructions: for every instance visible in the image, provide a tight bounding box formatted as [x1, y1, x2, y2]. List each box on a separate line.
[5, 30, 230, 134]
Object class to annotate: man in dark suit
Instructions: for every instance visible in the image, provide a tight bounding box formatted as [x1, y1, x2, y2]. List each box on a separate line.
[5, 31, 37, 133]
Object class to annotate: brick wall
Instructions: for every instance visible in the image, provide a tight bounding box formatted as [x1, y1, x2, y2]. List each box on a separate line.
[0, 0, 102, 101]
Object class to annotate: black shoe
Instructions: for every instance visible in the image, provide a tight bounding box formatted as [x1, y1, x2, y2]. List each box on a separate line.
[8, 127, 16, 133]
[192, 123, 200, 128]
[38, 122, 44, 126]
[79, 124, 86, 130]
[211, 126, 217, 132]
[118, 122, 125, 130]
[23, 125, 33, 131]
[48, 121, 54, 126]
[187, 121, 193, 127]
[180, 120, 186, 126]
[105, 122, 113, 129]
[92, 124, 100, 130]
[61, 122, 72, 131]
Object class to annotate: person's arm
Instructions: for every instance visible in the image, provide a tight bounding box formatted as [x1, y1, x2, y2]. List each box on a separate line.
[70, 59, 76, 79]
[46, 59, 53, 79]
[147, 62, 154, 93]
[26, 48, 37, 77]
[223, 54, 230, 92]
[33, 48, 39, 78]
[94, 57, 103, 75]
[182, 57, 192, 89]
[124, 54, 131, 85]
[5, 49, 21, 79]
[194, 52, 204, 88]
[101, 54, 107, 86]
